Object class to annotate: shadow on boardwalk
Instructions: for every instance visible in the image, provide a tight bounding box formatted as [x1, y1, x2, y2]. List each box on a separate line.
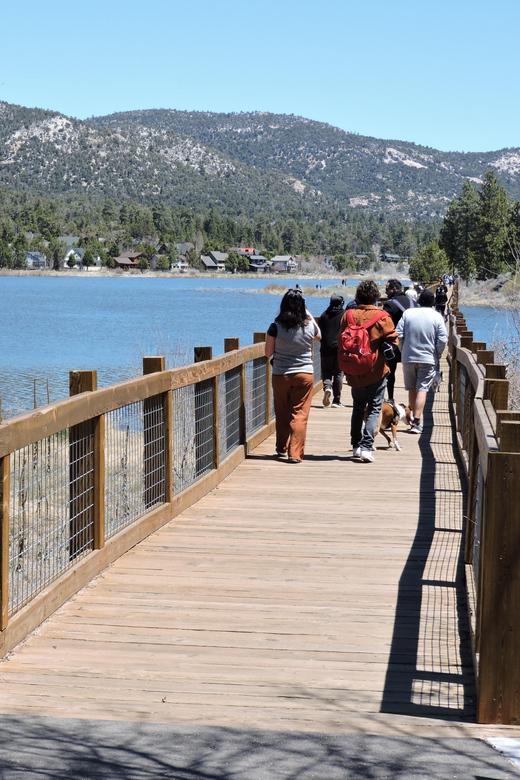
[0, 715, 515, 780]
[380, 390, 476, 720]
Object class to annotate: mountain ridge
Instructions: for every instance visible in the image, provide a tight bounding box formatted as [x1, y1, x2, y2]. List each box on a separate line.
[2, 101, 520, 219]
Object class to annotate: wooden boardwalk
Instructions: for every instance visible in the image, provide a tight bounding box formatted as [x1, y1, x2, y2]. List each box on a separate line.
[0, 363, 514, 737]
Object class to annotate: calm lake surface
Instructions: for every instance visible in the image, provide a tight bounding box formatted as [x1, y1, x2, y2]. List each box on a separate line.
[0, 276, 503, 416]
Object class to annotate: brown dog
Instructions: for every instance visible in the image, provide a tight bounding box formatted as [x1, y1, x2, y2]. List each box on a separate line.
[373, 401, 413, 451]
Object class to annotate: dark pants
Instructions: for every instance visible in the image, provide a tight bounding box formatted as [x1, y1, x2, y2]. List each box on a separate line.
[320, 353, 344, 404]
[385, 348, 401, 401]
[350, 377, 387, 450]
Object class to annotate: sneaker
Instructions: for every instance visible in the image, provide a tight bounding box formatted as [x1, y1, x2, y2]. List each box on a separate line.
[323, 388, 332, 407]
[288, 457, 302, 464]
[353, 447, 361, 458]
[275, 450, 288, 459]
[409, 423, 423, 434]
[331, 402, 344, 408]
[360, 449, 375, 462]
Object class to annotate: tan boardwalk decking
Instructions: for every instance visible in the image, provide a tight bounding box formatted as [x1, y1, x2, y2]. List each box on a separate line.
[0, 363, 515, 738]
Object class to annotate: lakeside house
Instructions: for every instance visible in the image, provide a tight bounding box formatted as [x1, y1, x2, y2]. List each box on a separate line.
[25, 251, 47, 269]
[270, 255, 299, 273]
[113, 252, 147, 270]
[200, 250, 228, 271]
[249, 255, 269, 272]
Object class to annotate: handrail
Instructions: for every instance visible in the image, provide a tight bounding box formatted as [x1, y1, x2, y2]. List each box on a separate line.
[449, 286, 520, 724]
[0, 335, 322, 660]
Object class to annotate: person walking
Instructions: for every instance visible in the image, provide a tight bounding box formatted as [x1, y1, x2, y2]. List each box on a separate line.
[396, 288, 448, 434]
[383, 278, 414, 405]
[318, 293, 345, 407]
[435, 277, 448, 320]
[338, 280, 398, 463]
[265, 288, 321, 463]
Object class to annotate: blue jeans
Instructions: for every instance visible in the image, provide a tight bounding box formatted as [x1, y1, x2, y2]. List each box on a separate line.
[350, 377, 387, 450]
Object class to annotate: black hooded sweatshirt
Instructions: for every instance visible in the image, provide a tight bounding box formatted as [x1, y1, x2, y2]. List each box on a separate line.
[318, 304, 346, 357]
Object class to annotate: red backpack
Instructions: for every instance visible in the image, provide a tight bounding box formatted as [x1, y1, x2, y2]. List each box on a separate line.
[338, 310, 388, 375]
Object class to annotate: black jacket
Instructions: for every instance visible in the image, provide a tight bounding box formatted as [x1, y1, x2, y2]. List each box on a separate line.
[318, 304, 345, 357]
[383, 292, 413, 326]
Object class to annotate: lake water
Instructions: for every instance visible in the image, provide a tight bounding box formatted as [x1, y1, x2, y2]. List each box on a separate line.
[0, 277, 503, 417]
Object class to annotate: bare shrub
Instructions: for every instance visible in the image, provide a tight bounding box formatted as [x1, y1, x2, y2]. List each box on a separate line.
[491, 277, 520, 410]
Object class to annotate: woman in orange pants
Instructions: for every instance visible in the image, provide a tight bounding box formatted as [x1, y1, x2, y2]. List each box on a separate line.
[265, 289, 321, 463]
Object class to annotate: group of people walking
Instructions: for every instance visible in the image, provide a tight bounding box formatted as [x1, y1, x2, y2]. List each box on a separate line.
[265, 279, 448, 464]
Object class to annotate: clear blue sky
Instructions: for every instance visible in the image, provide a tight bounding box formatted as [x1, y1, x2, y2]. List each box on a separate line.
[2, 0, 518, 153]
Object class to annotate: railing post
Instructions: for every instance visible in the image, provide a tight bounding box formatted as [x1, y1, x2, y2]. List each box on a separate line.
[486, 364, 507, 380]
[69, 371, 97, 559]
[497, 411, 520, 443]
[0, 454, 9, 630]
[194, 347, 213, 474]
[484, 378, 509, 412]
[143, 357, 167, 510]
[477, 445, 520, 723]
[476, 350, 494, 366]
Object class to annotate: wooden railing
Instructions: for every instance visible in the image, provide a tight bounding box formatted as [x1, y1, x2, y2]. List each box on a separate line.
[449, 294, 520, 724]
[0, 336, 321, 659]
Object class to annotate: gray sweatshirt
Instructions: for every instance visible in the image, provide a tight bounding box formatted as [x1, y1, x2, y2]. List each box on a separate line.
[396, 307, 448, 365]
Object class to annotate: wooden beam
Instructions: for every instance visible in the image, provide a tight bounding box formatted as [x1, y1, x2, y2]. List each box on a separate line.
[478, 451, 520, 724]
[500, 421, 520, 454]
[69, 371, 97, 560]
[194, 346, 213, 363]
[476, 350, 494, 366]
[497, 411, 520, 441]
[224, 338, 240, 352]
[486, 364, 507, 380]
[484, 378, 509, 412]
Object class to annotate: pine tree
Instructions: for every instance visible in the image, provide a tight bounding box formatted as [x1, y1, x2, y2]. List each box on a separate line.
[474, 170, 511, 279]
[440, 180, 479, 279]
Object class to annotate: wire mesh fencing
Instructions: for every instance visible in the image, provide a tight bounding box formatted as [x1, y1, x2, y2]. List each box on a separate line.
[8, 431, 71, 617]
[172, 385, 196, 494]
[105, 402, 146, 538]
[245, 358, 267, 436]
[2, 343, 274, 626]
[219, 367, 242, 457]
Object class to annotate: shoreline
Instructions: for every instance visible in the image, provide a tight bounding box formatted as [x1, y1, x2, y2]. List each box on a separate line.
[0, 269, 514, 307]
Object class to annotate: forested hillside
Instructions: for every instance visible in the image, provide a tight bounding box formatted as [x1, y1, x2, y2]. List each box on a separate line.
[2, 101, 520, 220]
[1, 101, 520, 273]
[93, 109, 520, 217]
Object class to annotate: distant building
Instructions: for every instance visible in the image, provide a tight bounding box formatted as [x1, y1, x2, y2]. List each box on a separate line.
[249, 255, 269, 273]
[175, 242, 194, 255]
[113, 252, 146, 270]
[200, 251, 227, 271]
[64, 247, 85, 268]
[25, 251, 46, 269]
[270, 255, 298, 273]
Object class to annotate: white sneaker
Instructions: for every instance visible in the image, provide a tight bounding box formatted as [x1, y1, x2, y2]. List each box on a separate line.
[360, 449, 375, 463]
[323, 388, 332, 407]
[353, 447, 361, 458]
